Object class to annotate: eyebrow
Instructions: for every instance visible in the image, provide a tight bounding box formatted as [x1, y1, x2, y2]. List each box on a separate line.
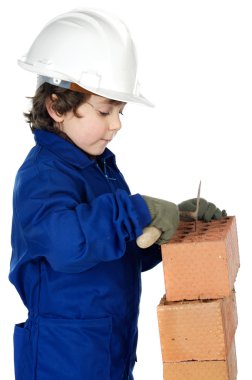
[98, 99, 126, 106]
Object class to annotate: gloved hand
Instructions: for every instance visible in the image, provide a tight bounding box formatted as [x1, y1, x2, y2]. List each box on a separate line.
[142, 195, 179, 244]
[178, 198, 227, 222]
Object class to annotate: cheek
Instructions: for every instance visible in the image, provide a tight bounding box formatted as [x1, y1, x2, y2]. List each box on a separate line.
[78, 121, 106, 143]
[63, 114, 107, 144]
[85, 120, 107, 137]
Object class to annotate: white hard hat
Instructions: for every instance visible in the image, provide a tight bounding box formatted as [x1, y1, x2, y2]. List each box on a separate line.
[18, 8, 153, 107]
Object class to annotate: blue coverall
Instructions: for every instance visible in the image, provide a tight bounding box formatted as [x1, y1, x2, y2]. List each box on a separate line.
[9, 130, 162, 380]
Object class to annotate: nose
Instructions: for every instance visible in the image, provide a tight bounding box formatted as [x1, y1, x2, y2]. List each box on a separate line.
[108, 113, 122, 132]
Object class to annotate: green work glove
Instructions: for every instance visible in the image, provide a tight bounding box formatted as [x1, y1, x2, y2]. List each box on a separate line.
[142, 195, 179, 244]
[178, 198, 227, 222]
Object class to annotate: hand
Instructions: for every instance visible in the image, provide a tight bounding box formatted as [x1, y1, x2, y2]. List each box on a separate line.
[141, 195, 179, 244]
[178, 198, 227, 222]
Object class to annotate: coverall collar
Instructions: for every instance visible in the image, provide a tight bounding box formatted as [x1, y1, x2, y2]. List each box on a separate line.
[33, 129, 115, 169]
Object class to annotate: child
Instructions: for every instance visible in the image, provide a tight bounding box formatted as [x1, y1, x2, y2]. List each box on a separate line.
[9, 9, 225, 380]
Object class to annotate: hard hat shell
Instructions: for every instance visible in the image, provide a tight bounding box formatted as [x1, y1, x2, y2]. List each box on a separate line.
[18, 8, 153, 106]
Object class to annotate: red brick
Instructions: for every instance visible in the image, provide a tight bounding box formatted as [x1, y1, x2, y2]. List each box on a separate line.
[161, 217, 239, 301]
[163, 339, 237, 380]
[157, 291, 237, 362]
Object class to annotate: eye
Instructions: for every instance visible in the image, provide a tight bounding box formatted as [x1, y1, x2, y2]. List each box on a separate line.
[99, 111, 110, 116]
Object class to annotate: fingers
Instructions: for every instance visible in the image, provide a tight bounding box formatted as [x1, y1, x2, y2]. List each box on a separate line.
[197, 198, 208, 219]
[203, 202, 217, 221]
[157, 226, 178, 245]
[212, 208, 223, 220]
[204, 205, 228, 221]
[178, 199, 196, 212]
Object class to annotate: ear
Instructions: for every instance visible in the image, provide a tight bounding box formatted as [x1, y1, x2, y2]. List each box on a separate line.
[45, 94, 64, 122]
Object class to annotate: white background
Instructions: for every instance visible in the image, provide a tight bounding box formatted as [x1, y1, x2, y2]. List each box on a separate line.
[1, 1, 251, 379]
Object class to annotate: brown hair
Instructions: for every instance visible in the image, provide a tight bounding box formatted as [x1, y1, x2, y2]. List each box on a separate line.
[24, 83, 91, 139]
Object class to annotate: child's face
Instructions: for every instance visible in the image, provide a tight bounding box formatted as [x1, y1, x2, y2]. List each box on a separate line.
[62, 94, 125, 156]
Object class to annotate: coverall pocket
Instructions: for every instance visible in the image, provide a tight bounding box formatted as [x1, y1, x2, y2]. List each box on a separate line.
[13, 323, 29, 380]
[36, 316, 112, 380]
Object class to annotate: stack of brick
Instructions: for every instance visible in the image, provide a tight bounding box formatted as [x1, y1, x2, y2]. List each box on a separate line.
[157, 216, 240, 380]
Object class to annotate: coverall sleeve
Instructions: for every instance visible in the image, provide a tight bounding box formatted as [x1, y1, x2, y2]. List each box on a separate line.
[13, 163, 151, 273]
[131, 242, 162, 272]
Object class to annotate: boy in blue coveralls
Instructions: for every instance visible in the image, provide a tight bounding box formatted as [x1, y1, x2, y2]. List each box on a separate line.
[10, 9, 225, 380]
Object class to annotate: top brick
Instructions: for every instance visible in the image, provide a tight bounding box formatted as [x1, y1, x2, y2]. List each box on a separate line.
[161, 217, 240, 301]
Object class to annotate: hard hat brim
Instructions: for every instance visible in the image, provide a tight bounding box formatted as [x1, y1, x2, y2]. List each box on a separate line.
[21, 65, 155, 107]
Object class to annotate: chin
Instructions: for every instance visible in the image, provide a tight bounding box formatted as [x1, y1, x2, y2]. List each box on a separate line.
[84, 147, 106, 157]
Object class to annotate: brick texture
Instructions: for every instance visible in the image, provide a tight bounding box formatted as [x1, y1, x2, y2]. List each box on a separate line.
[163, 339, 237, 380]
[157, 291, 237, 362]
[161, 217, 240, 301]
